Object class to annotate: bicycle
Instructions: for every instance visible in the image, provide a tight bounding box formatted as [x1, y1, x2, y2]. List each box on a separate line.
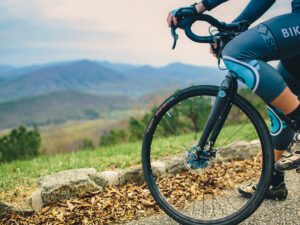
[141, 13, 299, 225]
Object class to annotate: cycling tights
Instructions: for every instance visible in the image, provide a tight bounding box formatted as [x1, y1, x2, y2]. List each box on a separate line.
[222, 13, 300, 150]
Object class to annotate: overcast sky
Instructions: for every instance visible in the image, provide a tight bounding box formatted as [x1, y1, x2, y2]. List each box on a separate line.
[0, 0, 291, 67]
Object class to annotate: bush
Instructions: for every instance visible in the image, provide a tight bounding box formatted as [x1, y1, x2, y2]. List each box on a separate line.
[78, 138, 95, 150]
[99, 129, 127, 146]
[83, 109, 100, 120]
[128, 110, 153, 142]
[0, 126, 41, 163]
[128, 117, 145, 142]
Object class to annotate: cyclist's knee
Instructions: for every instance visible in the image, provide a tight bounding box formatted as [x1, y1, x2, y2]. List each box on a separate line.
[222, 41, 260, 93]
[222, 40, 245, 61]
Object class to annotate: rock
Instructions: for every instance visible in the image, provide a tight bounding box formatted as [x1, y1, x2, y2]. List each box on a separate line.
[28, 189, 43, 212]
[249, 139, 261, 152]
[217, 140, 260, 162]
[119, 165, 144, 185]
[38, 168, 97, 190]
[151, 161, 166, 177]
[161, 154, 186, 174]
[38, 168, 101, 205]
[0, 201, 34, 218]
[89, 173, 108, 187]
[0, 201, 13, 218]
[93, 171, 119, 186]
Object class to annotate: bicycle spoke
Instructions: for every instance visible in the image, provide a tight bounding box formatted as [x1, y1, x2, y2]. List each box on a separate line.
[202, 185, 205, 217]
[211, 191, 224, 217]
[218, 119, 251, 149]
[143, 86, 272, 224]
[211, 192, 215, 217]
[192, 198, 196, 216]
[224, 109, 243, 126]
[218, 132, 256, 152]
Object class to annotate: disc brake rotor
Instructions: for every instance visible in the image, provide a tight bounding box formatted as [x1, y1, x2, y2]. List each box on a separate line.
[184, 141, 215, 174]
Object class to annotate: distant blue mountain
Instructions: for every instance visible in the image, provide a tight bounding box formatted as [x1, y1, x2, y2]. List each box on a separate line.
[0, 65, 15, 81]
[0, 59, 227, 101]
[0, 65, 14, 73]
[97, 61, 139, 73]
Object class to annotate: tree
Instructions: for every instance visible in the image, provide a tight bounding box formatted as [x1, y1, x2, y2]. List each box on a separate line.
[128, 117, 146, 142]
[83, 109, 100, 120]
[99, 129, 127, 146]
[0, 126, 41, 162]
[78, 139, 95, 150]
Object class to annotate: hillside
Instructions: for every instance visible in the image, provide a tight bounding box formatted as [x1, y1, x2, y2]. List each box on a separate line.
[0, 60, 126, 100]
[0, 60, 226, 101]
[0, 65, 14, 73]
[0, 90, 134, 129]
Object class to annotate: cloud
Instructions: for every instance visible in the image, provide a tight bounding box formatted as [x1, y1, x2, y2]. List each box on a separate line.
[0, 0, 292, 66]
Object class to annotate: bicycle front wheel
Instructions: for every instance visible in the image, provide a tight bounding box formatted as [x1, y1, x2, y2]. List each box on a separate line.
[142, 85, 273, 225]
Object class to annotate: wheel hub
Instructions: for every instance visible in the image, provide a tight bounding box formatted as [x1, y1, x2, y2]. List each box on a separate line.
[184, 142, 217, 173]
[186, 147, 209, 169]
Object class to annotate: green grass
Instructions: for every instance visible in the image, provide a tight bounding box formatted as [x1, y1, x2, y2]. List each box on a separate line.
[0, 121, 260, 201]
[0, 141, 142, 196]
[150, 122, 258, 159]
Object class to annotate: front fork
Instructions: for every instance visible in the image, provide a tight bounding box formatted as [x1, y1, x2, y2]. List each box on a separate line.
[198, 73, 238, 151]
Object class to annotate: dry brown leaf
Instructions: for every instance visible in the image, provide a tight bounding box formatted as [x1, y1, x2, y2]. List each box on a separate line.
[82, 216, 89, 225]
[40, 206, 51, 214]
[140, 199, 156, 207]
[1, 154, 263, 225]
[66, 200, 75, 212]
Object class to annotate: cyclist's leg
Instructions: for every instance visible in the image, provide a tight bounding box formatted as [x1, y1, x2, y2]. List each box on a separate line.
[266, 104, 292, 184]
[222, 13, 300, 112]
[238, 61, 296, 199]
[270, 59, 300, 162]
[276, 57, 300, 170]
[238, 99, 291, 200]
[222, 13, 300, 170]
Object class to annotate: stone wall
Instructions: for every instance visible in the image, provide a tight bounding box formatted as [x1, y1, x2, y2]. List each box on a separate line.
[0, 140, 260, 217]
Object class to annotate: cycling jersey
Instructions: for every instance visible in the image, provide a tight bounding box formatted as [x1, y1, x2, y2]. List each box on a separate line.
[202, 0, 300, 23]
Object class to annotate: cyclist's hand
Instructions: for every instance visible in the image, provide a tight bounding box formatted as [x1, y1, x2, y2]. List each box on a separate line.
[209, 43, 218, 58]
[167, 5, 196, 27]
[167, 11, 178, 27]
[167, 3, 206, 27]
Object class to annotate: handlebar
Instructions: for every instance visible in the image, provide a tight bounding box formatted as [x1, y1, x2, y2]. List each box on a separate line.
[171, 14, 249, 49]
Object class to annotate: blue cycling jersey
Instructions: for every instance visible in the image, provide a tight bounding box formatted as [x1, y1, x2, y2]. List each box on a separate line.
[202, 0, 300, 23]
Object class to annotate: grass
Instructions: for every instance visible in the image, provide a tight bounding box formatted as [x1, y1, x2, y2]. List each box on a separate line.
[150, 122, 258, 159]
[0, 120, 260, 202]
[0, 141, 143, 200]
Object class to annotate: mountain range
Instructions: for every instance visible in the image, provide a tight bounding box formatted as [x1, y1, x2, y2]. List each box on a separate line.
[0, 59, 227, 129]
[0, 60, 226, 101]
[0, 90, 134, 129]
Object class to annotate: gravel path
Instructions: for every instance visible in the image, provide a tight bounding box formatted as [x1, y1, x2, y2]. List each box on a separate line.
[125, 170, 300, 225]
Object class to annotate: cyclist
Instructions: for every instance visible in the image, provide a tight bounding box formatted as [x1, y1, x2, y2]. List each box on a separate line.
[167, 0, 300, 200]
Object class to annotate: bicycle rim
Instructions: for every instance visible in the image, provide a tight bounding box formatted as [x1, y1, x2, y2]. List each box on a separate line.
[142, 85, 273, 225]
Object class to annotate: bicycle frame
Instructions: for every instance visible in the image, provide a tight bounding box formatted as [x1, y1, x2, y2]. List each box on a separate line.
[197, 72, 238, 150]
[197, 72, 298, 153]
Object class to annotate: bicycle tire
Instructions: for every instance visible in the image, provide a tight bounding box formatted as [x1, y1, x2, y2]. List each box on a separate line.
[142, 85, 273, 225]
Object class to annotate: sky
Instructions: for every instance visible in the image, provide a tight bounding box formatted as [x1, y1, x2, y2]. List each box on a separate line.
[0, 0, 291, 67]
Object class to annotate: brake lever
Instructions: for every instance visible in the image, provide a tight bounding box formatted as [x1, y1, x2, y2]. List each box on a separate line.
[171, 24, 179, 50]
[171, 17, 197, 49]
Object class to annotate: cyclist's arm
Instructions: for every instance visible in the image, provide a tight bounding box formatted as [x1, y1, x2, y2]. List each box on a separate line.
[201, 0, 276, 24]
